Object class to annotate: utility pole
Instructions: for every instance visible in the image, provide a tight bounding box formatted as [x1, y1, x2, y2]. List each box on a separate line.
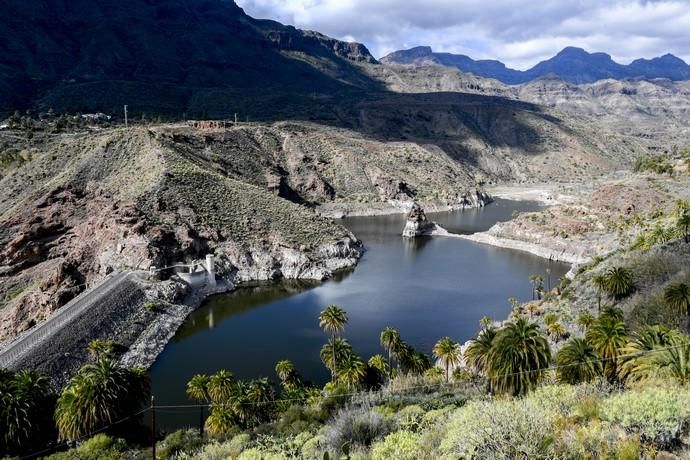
[151, 395, 156, 459]
[124, 105, 128, 128]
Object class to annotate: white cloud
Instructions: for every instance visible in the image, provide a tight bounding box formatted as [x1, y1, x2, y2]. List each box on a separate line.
[236, 0, 690, 69]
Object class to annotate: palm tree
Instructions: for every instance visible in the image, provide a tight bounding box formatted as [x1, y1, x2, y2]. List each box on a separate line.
[275, 360, 300, 388]
[678, 213, 690, 243]
[577, 312, 595, 332]
[586, 316, 627, 381]
[1, 369, 54, 452]
[488, 318, 551, 396]
[186, 374, 210, 402]
[465, 327, 497, 376]
[337, 353, 367, 389]
[245, 378, 274, 425]
[600, 306, 624, 322]
[592, 274, 607, 313]
[403, 351, 431, 376]
[619, 325, 681, 382]
[186, 373, 210, 436]
[545, 266, 552, 292]
[556, 338, 602, 384]
[205, 403, 235, 435]
[319, 305, 348, 381]
[479, 315, 492, 329]
[653, 335, 690, 385]
[602, 267, 634, 300]
[380, 327, 401, 369]
[55, 358, 149, 441]
[208, 370, 236, 403]
[391, 339, 412, 370]
[320, 338, 352, 379]
[526, 303, 539, 319]
[368, 354, 389, 380]
[87, 339, 114, 360]
[664, 282, 690, 317]
[433, 337, 463, 383]
[547, 322, 567, 342]
[543, 313, 559, 326]
[529, 275, 544, 300]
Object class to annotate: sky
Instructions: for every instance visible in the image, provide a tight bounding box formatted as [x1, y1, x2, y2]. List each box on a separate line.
[235, 0, 690, 70]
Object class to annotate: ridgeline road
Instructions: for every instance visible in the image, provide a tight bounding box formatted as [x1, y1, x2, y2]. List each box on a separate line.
[0, 272, 131, 370]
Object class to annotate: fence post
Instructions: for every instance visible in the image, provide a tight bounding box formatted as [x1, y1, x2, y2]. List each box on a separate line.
[151, 395, 156, 459]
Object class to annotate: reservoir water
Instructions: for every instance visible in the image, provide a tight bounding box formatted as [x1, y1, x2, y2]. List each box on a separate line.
[150, 199, 569, 430]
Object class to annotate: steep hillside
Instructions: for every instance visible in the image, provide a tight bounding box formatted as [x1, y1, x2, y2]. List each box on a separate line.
[382, 46, 690, 84]
[517, 77, 690, 152]
[367, 62, 690, 153]
[0, 104, 650, 342]
[0, 0, 379, 116]
[0, 120, 501, 342]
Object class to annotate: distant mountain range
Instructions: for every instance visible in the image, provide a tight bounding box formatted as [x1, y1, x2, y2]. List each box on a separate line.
[381, 46, 690, 84]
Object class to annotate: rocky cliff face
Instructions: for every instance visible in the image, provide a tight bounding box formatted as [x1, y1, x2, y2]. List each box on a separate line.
[0, 120, 497, 342]
[402, 204, 447, 238]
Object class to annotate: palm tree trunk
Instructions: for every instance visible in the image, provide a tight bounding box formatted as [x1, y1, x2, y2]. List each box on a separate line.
[387, 348, 392, 379]
[331, 333, 336, 382]
[445, 363, 449, 383]
[597, 291, 601, 313]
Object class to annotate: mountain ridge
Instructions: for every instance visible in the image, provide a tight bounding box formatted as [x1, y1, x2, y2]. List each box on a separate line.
[0, 0, 379, 116]
[381, 46, 690, 84]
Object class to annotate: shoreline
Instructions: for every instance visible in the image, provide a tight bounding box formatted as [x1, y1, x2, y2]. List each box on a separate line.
[318, 202, 487, 219]
[123, 194, 577, 371]
[486, 184, 577, 206]
[455, 232, 588, 267]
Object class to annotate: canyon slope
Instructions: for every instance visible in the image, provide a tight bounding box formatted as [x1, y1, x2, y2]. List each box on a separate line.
[2, 0, 688, 364]
[0, 0, 378, 116]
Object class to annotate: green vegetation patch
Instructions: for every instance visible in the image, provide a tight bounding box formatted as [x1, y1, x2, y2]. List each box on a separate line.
[155, 153, 349, 250]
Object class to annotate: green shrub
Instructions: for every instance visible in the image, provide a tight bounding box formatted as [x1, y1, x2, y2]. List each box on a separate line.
[370, 431, 421, 460]
[556, 421, 620, 459]
[439, 384, 588, 458]
[46, 434, 127, 460]
[601, 387, 690, 448]
[634, 155, 674, 175]
[613, 437, 642, 460]
[227, 433, 251, 455]
[439, 398, 558, 458]
[394, 404, 425, 432]
[194, 441, 238, 460]
[300, 433, 326, 459]
[158, 430, 203, 458]
[419, 405, 454, 431]
[237, 447, 286, 460]
[324, 406, 391, 452]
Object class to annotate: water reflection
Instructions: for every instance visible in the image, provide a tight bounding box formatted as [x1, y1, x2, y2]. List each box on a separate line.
[150, 199, 567, 430]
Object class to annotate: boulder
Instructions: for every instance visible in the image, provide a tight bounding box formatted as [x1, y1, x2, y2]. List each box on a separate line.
[402, 203, 447, 237]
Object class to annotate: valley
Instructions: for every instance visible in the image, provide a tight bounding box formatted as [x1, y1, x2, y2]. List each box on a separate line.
[1, 0, 690, 458]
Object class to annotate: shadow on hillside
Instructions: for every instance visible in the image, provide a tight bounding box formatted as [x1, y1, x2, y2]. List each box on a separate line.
[217, 88, 562, 159]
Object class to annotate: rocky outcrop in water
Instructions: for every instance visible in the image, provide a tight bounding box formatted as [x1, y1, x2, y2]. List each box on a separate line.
[402, 204, 448, 237]
[459, 188, 492, 208]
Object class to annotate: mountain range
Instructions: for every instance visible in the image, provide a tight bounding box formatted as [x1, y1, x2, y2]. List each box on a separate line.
[0, 0, 379, 117]
[381, 46, 690, 84]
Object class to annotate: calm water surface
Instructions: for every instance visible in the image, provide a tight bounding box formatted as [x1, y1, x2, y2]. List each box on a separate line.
[150, 199, 568, 429]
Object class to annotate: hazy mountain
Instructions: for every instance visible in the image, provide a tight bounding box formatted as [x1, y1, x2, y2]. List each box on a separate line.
[0, 0, 379, 116]
[381, 46, 690, 84]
